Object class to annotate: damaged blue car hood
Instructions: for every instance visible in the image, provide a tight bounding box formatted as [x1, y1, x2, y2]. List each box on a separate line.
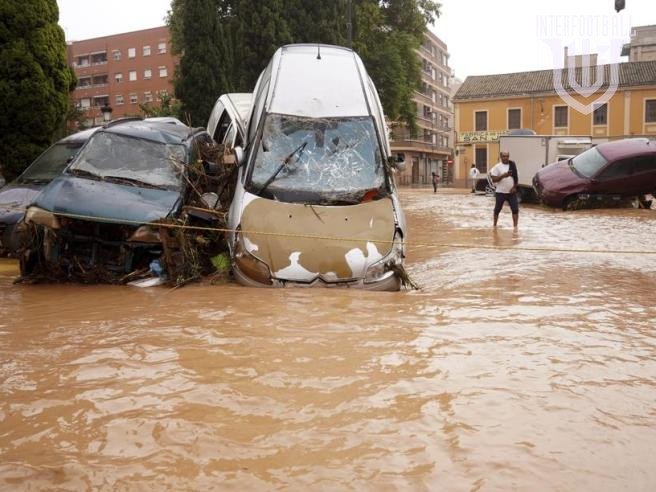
[34, 175, 181, 224]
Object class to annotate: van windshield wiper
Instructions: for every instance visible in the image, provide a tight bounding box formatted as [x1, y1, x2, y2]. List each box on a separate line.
[68, 168, 101, 180]
[257, 141, 308, 196]
[102, 175, 169, 190]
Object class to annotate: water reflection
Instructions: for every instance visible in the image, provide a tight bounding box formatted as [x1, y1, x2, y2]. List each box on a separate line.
[1, 190, 655, 489]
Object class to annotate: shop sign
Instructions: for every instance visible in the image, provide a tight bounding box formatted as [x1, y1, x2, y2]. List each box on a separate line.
[458, 130, 509, 143]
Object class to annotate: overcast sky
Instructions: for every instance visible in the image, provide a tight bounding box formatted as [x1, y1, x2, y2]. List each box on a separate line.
[57, 0, 656, 79]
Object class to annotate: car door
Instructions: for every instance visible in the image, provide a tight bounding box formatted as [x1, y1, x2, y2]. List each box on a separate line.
[590, 158, 636, 196]
[629, 154, 656, 194]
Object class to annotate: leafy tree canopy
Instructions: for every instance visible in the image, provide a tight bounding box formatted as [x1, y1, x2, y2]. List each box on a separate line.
[0, 0, 75, 181]
[168, 0, 441, 128]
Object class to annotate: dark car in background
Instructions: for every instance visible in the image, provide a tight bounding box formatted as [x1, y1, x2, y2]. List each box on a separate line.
[533, 139, 656, 210]
[22, 119, 216, 277]
[0, 128, 97, 255]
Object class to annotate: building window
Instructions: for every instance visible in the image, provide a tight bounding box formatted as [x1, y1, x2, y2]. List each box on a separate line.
[144, 91, 153, 103]
[475, 111, 487, 131]
[158, 42, 167, 54]
[129, 93, 138, 104]
[554, 106, 568, 128]
[128, 47, 136, 59]
[79, 98, 91, 109]
[646, 99, 656, 123]
[116, 94, 124, 105]
[593, 103, 608, 125]
[442, 53, 448, 66]
[93, 96, 109, 107]
[143, 45, 151, 56]
[129, 70, 137, 81]
[92, 74, 108, 86]
[115, 72, 122, 83]
[159, 66, 168, 78]
[76, 55, 89, 67]
[112, 50, 121, 61]
[159, 89, 168, 97]
[508, 108, 521, 129]
[91, 52, 107, 65]
[144, 69, 152, 79]
[78, 77, 91, 87]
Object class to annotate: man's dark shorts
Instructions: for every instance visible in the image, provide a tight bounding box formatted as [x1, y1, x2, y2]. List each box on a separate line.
[494, 192, 519, 215]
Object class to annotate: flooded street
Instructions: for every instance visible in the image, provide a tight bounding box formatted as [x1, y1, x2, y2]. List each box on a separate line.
[1, 188, 655, 490]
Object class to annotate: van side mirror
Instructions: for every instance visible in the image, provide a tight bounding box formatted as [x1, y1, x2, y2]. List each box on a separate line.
[234, 146, 245, 167]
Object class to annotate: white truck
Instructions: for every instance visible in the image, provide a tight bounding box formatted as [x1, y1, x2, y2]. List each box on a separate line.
[498, 135, 594, 200]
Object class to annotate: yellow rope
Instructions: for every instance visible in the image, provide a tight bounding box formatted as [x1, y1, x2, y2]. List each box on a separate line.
[4, 205, 656, 256]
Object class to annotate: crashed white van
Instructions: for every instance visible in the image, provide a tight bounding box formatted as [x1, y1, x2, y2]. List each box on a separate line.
[229, 44, 406, 291]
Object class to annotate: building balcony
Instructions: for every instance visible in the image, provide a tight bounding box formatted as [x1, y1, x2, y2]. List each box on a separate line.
[390, 139, 452, 155]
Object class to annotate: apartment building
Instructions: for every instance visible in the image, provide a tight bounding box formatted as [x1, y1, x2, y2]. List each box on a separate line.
[67, 26, 176, 126]
[391, 30, 453, 185]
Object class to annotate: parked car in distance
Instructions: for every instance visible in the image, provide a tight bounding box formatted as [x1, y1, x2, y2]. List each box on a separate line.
[0, 128, 97, 256]
[533, 139, 656, 210]
[228, 44, 406, 291]
[21, 119, 216, 276]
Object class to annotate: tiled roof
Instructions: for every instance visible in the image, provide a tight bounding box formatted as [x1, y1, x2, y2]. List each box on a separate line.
[454, 60, 656, 101]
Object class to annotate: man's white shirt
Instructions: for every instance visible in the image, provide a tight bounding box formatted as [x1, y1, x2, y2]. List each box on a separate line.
[490, 162, 515, 194]
[469, 167, 480, 179]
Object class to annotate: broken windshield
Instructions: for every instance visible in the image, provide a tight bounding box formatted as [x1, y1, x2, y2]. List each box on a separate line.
[69, 132, 186, 190]
[247, 114, 386, 203]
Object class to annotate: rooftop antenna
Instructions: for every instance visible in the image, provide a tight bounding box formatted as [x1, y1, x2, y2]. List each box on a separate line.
[317, 43, 321, 60]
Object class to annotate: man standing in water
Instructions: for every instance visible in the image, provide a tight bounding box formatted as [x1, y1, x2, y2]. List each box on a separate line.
[490, 151, 519, 228]
[431, 172, 439, 193]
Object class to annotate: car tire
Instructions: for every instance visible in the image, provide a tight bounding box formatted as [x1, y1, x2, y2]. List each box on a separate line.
[562, 194, 579, 211]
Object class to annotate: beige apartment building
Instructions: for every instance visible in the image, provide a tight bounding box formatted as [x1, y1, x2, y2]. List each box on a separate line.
[622, 25, 656, 62]
[391, 30, 453, 185]
[67, 26, 176, 127]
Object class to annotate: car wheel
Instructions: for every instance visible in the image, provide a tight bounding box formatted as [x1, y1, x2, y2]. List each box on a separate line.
[562, 194, 579, 211]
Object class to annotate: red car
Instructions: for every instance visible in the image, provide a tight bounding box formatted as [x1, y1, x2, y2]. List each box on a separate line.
[533, 139, 656, 209]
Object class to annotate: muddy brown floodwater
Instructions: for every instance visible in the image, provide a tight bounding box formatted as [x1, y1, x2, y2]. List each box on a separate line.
[1, 189, 656, 490]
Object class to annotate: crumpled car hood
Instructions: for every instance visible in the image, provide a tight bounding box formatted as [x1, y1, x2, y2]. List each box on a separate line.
[536, 161, 589, 194]
[0, 184, 43, 225]
[239, 193, 396, 282]
[34, 175, 181, 225]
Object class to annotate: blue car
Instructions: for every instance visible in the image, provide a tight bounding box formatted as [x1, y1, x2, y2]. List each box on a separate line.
[0, 128, 97, 256]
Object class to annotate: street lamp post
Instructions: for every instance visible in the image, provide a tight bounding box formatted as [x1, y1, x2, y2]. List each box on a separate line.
[100, 103, 113, 124]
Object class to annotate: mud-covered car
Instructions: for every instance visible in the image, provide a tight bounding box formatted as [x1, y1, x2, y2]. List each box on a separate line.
[533, 139, 656, 210]
[21, 119, 219, 280]
[0, 128, 97, 256]
[228, 44, 407, 291]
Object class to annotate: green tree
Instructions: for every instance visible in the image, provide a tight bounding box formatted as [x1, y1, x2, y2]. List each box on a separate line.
[168, 0, 440, 129]
[0, 0, 75, 181]
[173, 0, 225, 126]
[139, 92, 183, 119]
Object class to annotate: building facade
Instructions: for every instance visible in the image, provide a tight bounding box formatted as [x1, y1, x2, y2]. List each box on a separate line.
[453, 61, 656, 187]
[67, 26, 176, 127]
[622, 25, 656, 62]
[391, 30, 453, 186]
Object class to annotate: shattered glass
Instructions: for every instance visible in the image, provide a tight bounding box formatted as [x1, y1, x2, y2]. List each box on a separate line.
[20, 143, 82, 183]
[249, 114, 385, 203]
[70, 132, 186, 189]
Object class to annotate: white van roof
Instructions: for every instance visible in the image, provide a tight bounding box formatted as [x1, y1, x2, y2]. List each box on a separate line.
[269, 44, 370, 118]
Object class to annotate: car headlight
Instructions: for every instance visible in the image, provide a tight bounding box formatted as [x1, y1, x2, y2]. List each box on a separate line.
[364, 233, 404, 283]
[25, 206, 60, 230]
[234, 230, 272, 285]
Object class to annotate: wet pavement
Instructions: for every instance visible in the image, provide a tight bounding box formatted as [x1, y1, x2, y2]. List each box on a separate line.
[1, 189, 655, 490]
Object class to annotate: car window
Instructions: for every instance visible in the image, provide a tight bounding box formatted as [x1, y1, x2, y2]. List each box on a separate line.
[597, 159, 634, 180]
[214, 110, 232, 144]
[571, 147, 608, 178]
[20, 142, 84, 183]
[632, 155, 656, 175]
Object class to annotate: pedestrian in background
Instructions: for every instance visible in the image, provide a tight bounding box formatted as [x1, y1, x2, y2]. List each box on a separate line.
[432, 172, 439, 193]
[490, 151, 519, 228]
[469, 164, 480, 193]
